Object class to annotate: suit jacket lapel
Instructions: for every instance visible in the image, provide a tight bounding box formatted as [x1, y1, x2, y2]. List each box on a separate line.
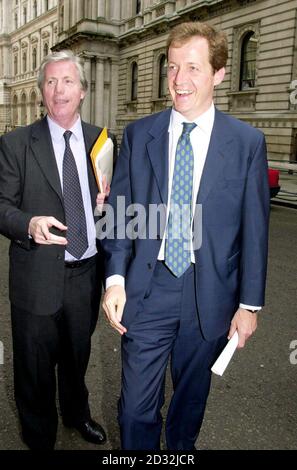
[81, 121, 101, 209]
[197, 109, 234, 205]
[146, 109, 171, 204]
[30, 117, 64, 203]
[30, 118, 101, 212]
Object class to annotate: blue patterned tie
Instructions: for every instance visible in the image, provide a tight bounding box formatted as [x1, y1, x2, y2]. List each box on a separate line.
[165, 122, 196, 277]
[63, 130, 88, 259]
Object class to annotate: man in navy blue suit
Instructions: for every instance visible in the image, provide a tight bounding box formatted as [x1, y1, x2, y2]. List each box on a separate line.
[102, 21, 270, 450]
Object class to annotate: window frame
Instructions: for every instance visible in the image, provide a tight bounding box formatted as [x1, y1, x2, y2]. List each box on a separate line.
[239, 31, 257, 90]
[131, 61, 138, 101]
[158, 54, 167, 99]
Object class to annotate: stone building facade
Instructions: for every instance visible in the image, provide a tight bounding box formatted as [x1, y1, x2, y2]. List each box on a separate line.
[0, 0, 58, 132]
[0, 0, 296, 161]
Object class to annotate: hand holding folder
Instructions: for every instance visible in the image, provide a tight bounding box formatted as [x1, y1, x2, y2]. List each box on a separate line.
[90, 127, 114, 193]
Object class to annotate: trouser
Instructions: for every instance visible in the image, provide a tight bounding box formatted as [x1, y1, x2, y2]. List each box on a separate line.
[11, 255, 101, 450]
[119, 261, 228, 450]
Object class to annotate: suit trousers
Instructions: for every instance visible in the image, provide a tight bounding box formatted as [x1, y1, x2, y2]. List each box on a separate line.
[119, 261, 228, 450]
[10, 254, 101, 450]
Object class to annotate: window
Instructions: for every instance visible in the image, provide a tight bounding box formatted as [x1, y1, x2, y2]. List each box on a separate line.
[158, 55, 167, 98]
[33, 0, 37, 18]
[44, 0, 49, 11]
[14, 55, 18, 75]
[240, 32, 257, 90]
[15, 13, 18, 29]
[131, 62, 138, 101]
[43, 43, 49, 57]
[32, 48, 37, 69]
[23, 7, 27, 24]
[136, 0, 141, 14]
[22, 51, 27, 73]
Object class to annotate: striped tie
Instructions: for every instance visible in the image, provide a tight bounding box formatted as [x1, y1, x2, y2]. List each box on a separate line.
[62, 130, 88, 259]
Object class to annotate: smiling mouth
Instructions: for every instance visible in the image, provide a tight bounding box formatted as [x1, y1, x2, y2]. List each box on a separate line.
[175, 89, 193, 96]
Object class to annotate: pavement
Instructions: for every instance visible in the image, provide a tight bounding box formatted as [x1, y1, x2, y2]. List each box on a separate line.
[0, 203, 296, 452]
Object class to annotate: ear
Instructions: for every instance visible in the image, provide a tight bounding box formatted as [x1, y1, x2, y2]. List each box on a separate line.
[214, 67, 225, 86]
[80, 89, 86, 101]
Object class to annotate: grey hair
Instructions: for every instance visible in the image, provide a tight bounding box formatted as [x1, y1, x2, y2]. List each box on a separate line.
[37, 50, 88, 92]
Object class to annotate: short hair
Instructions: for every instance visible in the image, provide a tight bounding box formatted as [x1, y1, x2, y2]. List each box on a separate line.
[37, 50, 88, 92]
[166, 21, 228, 72]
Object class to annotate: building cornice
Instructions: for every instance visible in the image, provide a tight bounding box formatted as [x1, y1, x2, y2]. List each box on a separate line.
[53, 31, 118, 51]
[9, 9, 57, 41]
[118, 0, 260, 45]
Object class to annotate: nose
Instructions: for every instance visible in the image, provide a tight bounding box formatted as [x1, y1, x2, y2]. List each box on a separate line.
[55, 80, 64, 93]
[174, 67, 187, 85]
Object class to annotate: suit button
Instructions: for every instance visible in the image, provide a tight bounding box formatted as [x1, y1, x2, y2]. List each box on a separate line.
[57, 254, 63, 260]
[147, 263, 152, 270]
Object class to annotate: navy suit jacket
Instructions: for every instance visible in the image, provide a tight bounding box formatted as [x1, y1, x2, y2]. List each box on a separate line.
[103, 108, 270, 340]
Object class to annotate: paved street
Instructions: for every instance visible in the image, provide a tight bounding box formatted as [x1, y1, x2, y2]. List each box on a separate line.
[0, 205, 296, 450]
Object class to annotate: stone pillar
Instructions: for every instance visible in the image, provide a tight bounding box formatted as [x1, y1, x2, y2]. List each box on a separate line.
[110, 0, 121, 20]
[77, 0, 84, 21]
[63, 0, 70, 31]
[91, 0, 97, 19]
[81, 56, 92, 122]
[121, 0, 128, 20]
[70, 0, 75, 25]
[1, 0, 7, 33]
[3, 45, 9, 77]
[95, 58, 104, 127]
[110, 58, 118, 132]
[97, 0, 105, 18]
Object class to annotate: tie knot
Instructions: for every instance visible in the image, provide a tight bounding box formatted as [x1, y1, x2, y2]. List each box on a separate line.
[182, 122, 196, 135]
[63, 130, 72, 144]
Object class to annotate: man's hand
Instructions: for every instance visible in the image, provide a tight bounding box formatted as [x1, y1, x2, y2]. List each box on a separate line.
[29, 216, 68, 245]
[96, 175, 110, 214]
[102, 285, 127, 335]
[228, 308, 258, 349]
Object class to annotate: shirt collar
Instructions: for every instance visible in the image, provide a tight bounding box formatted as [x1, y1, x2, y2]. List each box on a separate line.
[47, 115, 83, 143]
[169, 103, 215, 136]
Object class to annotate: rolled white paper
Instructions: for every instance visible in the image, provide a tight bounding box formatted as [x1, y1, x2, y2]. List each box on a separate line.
[211, 331, 239, 376]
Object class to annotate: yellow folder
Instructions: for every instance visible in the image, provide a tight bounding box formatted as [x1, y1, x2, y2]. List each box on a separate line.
[90, 127, 114, 192]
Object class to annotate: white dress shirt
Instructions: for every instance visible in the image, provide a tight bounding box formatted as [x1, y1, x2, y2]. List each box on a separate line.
[47, 115, 97, 261]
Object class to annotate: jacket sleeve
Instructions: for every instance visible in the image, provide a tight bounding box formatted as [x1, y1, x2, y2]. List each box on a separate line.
[101, 126, 133, 278]
[239, 132, 270, 306]
[0, 135, 33, 246]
